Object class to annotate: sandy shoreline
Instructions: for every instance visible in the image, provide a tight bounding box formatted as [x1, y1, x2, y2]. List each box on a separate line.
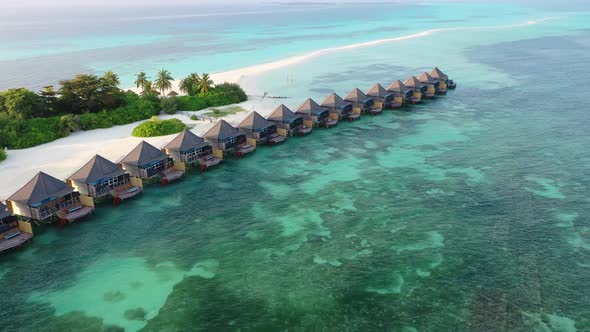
[0, 18, 552, 200]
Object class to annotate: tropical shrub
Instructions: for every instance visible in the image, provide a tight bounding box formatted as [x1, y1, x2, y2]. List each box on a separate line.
[161, 97, 179, 114]
[132, 117, 186, 137]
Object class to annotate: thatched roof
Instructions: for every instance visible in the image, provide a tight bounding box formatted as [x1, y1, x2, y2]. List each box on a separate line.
[167, 90, 179, 97]
[417, 72, 438, 84]
[164, 129, 208, 152]
[366, 84, 391, 99]
[296, 98, 327, 116]
[202, 120, 241, 140]
[430, 67, 448, 80]
[238, 111, 274, 131]
[267, 104, 300, 123]
[120, 141, 168, 167]
[387, 80, 411, 93]
[0, 202, 11, 220]
[68, 155, 124, 184]
[321, 93, 351, 109]
[8, 172, 73, 205]
[345, 88, 373, 104]
[403, 76, 425, 88]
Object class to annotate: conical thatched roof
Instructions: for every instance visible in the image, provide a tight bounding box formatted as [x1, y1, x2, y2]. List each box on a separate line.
[8, 172, 73, 205]
[417, 72, 438, 84]
[387, 80, 411, 93]
[321, 93, 351, 109]
[430, 67, 448, 80]
[238, 111, 273, 131]
[296, 98, 326, 115]
[267, 104, 300, 122]
[120, 141, 168, 167]
[68, 155, 124, 184]
[202, 120, 241, 140]
[165, 129, 208, 152]
[167, 90, 179, 97]
[0, 202, 11, 219]
[345, 88, 372, 104]
[403, 76, 424, 88]
[366, 84, 391, 99]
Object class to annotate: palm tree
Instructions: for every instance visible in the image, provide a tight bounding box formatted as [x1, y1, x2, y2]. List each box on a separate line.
[102, 70, 120, 88]
[179, 73, 200, 96]
[135, 72, 149, 91]
[197, 73, 214, 94]
[154, 69, 174, 96]
[141, 81, 156, 97]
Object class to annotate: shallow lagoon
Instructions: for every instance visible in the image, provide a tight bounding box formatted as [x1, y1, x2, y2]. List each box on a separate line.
[1, 2, 590, 331]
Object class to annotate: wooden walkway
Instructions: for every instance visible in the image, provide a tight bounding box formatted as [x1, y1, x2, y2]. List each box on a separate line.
[0, 233, 32, 254]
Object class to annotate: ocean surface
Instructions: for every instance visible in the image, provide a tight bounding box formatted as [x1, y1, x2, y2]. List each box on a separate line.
[1, 1, 590, 331]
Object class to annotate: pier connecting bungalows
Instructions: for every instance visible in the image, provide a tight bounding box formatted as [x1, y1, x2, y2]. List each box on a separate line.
[120, 141, 184, 183]
[367, 83, 401, 109]
[237, 111, 284, 145]
[267, 104, 309, 136]
[0, 202, 33, 254]
[322, 93, 357, 121]
[7, 172, 94, 223]
[387, 80, 417, 105]
[67, 155, 142, 202]
[203, 120, 254, 158]
[418, 72, 444, 95]
[404, 76, 430, 102]
[345, 88, 381, 115]
[164, 129, 221, 170]
[430, 67, 456, 89]
[296, 98, 336, 128]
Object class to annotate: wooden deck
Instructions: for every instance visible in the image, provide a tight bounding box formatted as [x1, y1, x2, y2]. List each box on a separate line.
[61, 206, 94, 222]
[117, 186, 142, 200]
[163, 169, 184, 182]
[0, 232, 33, 254]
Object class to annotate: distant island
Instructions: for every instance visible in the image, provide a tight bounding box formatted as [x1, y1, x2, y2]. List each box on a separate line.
[0, 69, 248, 156]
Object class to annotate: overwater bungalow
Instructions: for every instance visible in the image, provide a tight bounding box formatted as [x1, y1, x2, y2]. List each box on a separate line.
[267, 104, 310, 136]
[345, 88, 381, 115]
[237, 111, 284, 145]
[418, 72, 444, 95]
[430, 67, 456, 89]
[387, 80, 417, 105]
[164, 129, 221, 171]
[366, 83, 402, 109]
[202, 120, 254, 158]
[119, 141, 184, 183]
[6, 172, 94, 223]
[0, 202, 33, 254]
[67, 154, 142, 202]
[321, 93, 357, 121]
[404, 76, 430, 102]
[295, 98, 336, 128]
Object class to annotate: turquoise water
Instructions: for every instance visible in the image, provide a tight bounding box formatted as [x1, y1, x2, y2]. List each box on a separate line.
[2, 1, 590, 331]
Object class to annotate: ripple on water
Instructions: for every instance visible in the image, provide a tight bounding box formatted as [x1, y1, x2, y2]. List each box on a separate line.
[524, 176, 566, 199]
[27, 256, 219, 332]
[392, 231, 445, 254]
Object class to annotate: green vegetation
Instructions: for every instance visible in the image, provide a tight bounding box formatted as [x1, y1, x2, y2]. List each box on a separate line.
[0, 149, 6, 162]
[205, 106, 247, 118]
[132, 117, 186, 137]
[161, 97, 179, 115]
[0, 69, 248, 149]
